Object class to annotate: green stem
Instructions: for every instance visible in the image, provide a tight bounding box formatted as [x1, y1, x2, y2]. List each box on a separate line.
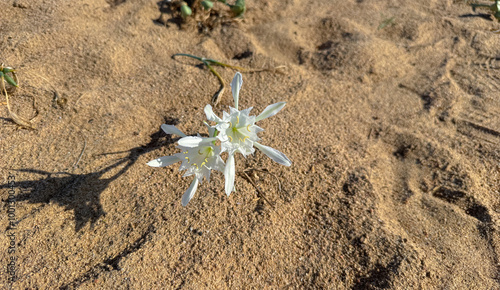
[204, 61, 224, 85]
[173, 53, 261, 72]
[172, 53, 205, 62]
[172, 52, 283, 105]
[212, 128, 219, 145]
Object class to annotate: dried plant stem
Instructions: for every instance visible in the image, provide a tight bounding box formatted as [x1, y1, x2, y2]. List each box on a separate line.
[204, 61, 226, 106]
[1, 75, 35, 129]
[242, 167, 282, 192]
[173, 53, 284, 72]
[239, 170, 276, 209]
[172, 53, 286, 106]
[72, 137, 87, 169]
[37, 75, 65, 108]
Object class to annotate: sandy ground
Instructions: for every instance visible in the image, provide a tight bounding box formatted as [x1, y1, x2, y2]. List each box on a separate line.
[1, 0, 499, 288]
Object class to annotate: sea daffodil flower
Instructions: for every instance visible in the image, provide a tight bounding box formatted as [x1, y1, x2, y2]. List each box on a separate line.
[203, 72, 291, 195]
[147, 124, 224, 206]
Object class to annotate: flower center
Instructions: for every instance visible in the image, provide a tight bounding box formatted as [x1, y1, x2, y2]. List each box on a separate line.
[229, 126, 249, 142]
[184, 146, 214, 169]
[227, 116, 252, 143]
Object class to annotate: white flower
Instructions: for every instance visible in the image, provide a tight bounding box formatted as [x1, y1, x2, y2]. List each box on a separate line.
[147, 124, 224, 206]
[204, 72, 292, 196]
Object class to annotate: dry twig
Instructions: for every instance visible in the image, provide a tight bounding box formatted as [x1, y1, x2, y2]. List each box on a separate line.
[238, 167, 285, 210]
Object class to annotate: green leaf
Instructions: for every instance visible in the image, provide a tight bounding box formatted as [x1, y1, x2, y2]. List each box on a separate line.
[2, 67, 15, 73]
[3, 74, 18, 87]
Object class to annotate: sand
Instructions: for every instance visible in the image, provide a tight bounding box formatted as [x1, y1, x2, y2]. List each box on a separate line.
[1, 0, 499, 288]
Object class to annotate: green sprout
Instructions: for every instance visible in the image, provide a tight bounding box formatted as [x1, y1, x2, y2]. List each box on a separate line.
[217, 0, 245, 17]
[0, 67, 18, 88]
[0, 63, 19, 106]
[170, 0, 245, 23]
[0, 64, 35, 129]
[180, 2, 192, 19]
[172, 53, 284, 106]
[470, 0, 500, 20]
[229, 0, 246, 17]
[378, 16, 396, 30]
[201, 0, 214, 10]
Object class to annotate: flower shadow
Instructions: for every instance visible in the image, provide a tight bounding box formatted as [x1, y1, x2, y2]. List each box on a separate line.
[1, 117, 179, 232]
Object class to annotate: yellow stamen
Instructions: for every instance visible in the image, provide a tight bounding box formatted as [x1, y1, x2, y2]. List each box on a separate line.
[229, 121, 233, 128]
[228, 136, 233, 142]
[239, 136, 249, 142]
[204, 158, 208, 163]
[198, 150, 203, 155]
[236, 116, 240, 124]
[185, 157, 190, 161]
[183, 151, 188, 154]
[201, 162, 206, 166]
[246, 124, 251, 132]
[193, 163, 197, 168]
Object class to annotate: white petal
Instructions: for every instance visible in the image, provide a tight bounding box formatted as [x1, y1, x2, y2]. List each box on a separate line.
[231, 72, 243, 110]
[178, 136, 203, 147]
[204, 104, 222, 123]
[161, 124, 187, 137]
[179, 163, 191, 172]
[214, 156, 225, 172]
[147, 155, 180, 167]
[255, 102, 286, 122]
[253, 125, 265, 133]
[224, 153, 235, 196]
[215, 122, 230, 133]
[204, 122, 217, 138]
[199, 137, 218, 145]
[182, 166, 198, 178]
[229, 106, 239, 115]
[238, 144, 255, 157]
[219, 140, 231, 153]
[181, 178, 199, 206]
[254, 142, 292, 166]
[204, 152, 224, 171]
[240, 107, 253, 116]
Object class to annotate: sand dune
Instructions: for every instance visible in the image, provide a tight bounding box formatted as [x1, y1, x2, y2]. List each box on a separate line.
[1, 0, 499, 288]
